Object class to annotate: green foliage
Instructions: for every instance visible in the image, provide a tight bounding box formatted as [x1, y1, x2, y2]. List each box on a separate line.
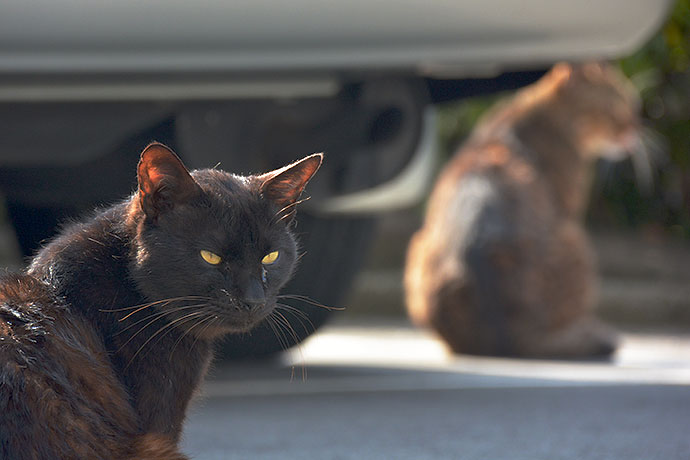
[437, 96, 499, 159]
[611, 0, 690, 237]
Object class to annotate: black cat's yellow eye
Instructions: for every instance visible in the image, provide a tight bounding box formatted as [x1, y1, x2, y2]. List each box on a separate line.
[261, 251, 280, 265]
[200, 250, 222, 265]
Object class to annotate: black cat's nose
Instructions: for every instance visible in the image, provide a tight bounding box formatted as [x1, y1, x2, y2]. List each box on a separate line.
[242, 277, 266, 307]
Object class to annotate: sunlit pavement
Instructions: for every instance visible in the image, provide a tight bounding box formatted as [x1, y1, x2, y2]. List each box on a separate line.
[182, 320, 690, 460]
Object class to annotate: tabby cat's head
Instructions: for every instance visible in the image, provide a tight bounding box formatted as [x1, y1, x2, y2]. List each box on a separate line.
[129, 143, 321, 338]
[543, 62, 641, 160]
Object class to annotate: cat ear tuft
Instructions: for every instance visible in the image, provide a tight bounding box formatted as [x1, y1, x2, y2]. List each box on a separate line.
[549, 62, 573, 86]
[137, 142, 201, 220]
[580, 61, 609, 81]
[259, 153, 323, 215]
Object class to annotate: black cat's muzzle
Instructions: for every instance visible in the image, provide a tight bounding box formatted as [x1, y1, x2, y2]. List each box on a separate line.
[212, 289, 275, 333]
[221, 301, 274, 333]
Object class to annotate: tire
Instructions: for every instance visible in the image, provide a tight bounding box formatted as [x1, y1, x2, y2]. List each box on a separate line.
[1, 118, 177, 257]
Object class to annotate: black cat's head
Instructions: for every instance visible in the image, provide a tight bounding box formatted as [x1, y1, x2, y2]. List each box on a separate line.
[129, 142, 321, 338]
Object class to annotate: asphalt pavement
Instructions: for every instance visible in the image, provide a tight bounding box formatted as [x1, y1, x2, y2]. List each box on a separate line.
[181, 321, 690, 460]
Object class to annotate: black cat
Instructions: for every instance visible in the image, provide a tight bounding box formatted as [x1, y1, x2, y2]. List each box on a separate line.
[0, 143, 322, 459]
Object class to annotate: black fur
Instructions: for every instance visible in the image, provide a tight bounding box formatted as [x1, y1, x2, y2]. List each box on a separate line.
[0, 143, 322, 459]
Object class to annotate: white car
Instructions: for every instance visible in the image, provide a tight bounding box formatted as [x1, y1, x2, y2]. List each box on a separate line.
[0, 0, 673, 356]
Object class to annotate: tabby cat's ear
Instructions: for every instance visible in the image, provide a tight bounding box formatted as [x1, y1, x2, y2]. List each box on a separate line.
[549, 62, 573, 86]
[259, 153, 323, 216]
[137, 142, 202, 220]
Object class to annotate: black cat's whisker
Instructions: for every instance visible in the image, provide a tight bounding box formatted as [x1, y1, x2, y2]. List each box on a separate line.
[273, 309, 308, 382]
[269, 313, 294, 351]
[116, 297, 213, 322]
[264, 316, 282, 349]
[147, 311, 214, 362]
[166, 313, 216, 362]
[115, 304, 210, 351]
[276, 303, 309, 319]
[275, 303, 316, 334]
[275, 312, 313, 378]
[266, 315, 290, 352]
[271, 302, 329, 381]
[117, 313, 171, 352]
[99, 295, 211, 314]
[272, 311, 300, 347]
[267, 312, 307, 382]
[125, 311, 209, 369]
[277, 294, 345, 311]
[189, 314, 220, 351]
[275, 303, 313, 322]
[100, 299, 170, 314]
[115, 304, 209, 336]
[278, 313, 307, 382]
[169, 314, 214, 360]
[170, 311, 219, 356]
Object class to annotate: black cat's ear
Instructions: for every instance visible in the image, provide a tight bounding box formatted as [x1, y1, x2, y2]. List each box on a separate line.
[137, 142, 202, 220]
[259, 153, 323, 216]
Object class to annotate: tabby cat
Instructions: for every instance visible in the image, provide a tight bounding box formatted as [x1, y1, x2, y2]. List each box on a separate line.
[405, 62, 640, 358]
[0, 143, 321, 459]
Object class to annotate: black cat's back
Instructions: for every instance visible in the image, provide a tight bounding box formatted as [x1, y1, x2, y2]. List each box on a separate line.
[0, 273, 139, 459]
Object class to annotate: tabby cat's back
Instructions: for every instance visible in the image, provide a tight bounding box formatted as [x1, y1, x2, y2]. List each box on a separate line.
[405, 63, 639, 358]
